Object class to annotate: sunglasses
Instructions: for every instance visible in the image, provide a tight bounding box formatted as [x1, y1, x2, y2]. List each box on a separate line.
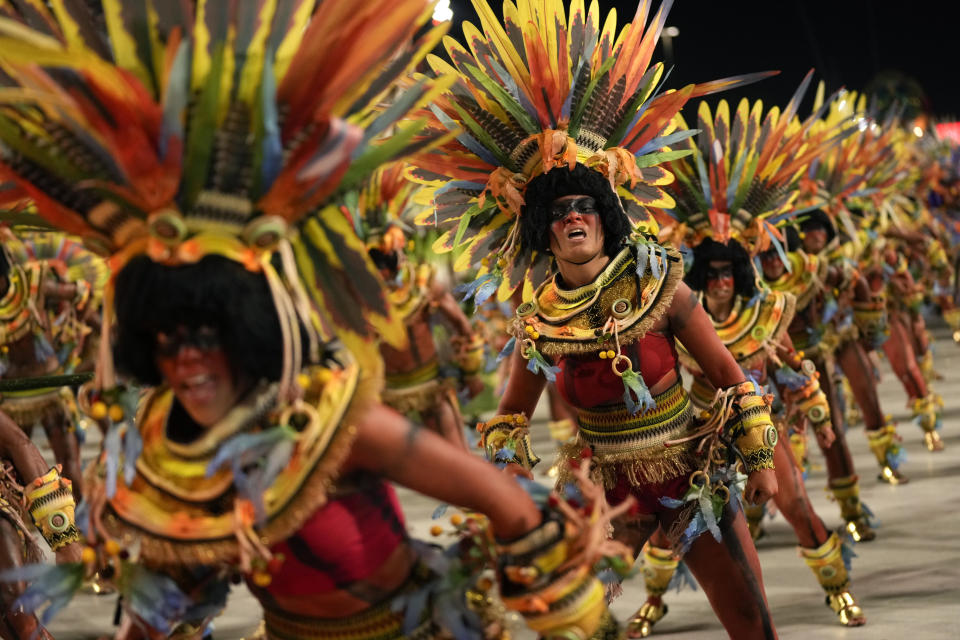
[155, 326, 221, 358]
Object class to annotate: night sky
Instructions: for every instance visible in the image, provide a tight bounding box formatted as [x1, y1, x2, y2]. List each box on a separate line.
[446, 0, 960, 120]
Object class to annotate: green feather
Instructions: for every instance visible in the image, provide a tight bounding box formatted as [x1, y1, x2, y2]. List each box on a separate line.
[464, 64, 538, 136]
[449, 101, 512, 167]
[568, 55, 617, 137]
[181, 42, 226, 207]
[635, 148, 693, 169]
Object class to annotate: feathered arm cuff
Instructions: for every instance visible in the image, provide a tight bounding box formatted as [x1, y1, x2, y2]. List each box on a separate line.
[25, 465, 79, 551]
[452, 333, 486, 376]
[778, 363, 831, 433]
[477, 413, 540, 470]
[852, 295, 888, 346]
[724, 384, 777, 473]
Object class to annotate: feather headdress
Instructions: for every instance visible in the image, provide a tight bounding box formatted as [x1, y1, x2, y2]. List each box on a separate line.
[0, 0, 453, 397]
[665, 72, 855, 257]
[408, 0, 774, 300]
[347, 162, 424, 255]
[802, 87, 910, 238]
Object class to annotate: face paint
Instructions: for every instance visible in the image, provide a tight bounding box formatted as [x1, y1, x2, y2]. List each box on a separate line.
[550, 196, 599, 222]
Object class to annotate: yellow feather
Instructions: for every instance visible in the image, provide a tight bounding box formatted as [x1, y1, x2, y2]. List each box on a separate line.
[145, 1, 165, 95]
[468, 1, 529, 97]
[45, 0, 85, 51]
[217, 23, 236, 123]
[813, 80, 825, 112]
[0, 17, 64, 50]
[101, 0, 151, 89]
[274, 0, 316, 82]
[190, 0, 211, 91]
[237, 0, 278, 105]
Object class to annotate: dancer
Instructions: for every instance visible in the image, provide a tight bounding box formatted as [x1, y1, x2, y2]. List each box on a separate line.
[633, 238, 863, 635]
[0, 229, 106, 499]
[412, 2, 782, 637]
[0, 409, 80, 640]
[0, 2, 622, 638]
[628, 90, 863, 635]
[795, 210, 911, 480]
[357, 164, 484, 450]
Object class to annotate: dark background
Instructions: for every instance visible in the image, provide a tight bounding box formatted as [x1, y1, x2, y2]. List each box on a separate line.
[445, 0, 960, 120]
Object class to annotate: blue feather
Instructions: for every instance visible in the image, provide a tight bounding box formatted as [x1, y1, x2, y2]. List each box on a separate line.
[259, 46, 283, 188]
[496, 336, 516, 363]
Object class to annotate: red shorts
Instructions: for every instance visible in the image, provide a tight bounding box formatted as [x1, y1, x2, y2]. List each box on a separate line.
[605, 471, 690, 516]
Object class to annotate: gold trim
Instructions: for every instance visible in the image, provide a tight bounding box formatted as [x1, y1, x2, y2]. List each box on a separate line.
[522, 246, 683, 357]
[96, 346, 375, 567]
[679, 291, 796, 373]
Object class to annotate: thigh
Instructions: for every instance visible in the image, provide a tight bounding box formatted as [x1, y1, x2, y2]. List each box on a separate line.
[660, 504, 777, 640]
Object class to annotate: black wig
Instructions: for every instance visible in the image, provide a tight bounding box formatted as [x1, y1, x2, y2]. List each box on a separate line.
[685, 238, 757, 299]
[113, 255, 292, 386]
[0, 246, 9, 280]
[520, 164, 631, 257]
[798, 209, 837, 243]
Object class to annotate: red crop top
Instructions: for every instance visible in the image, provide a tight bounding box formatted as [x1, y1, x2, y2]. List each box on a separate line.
[554, 331, 678, 410]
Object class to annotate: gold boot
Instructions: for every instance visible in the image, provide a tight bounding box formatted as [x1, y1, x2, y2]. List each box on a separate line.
[840, 377, 861, 426]
[866, 421, 909, 484]
[744, 503, 766, 541]
[912, 394, 945, 451]
[800, 533, 866, 626]
[627, 545, 677, 638]
[920, 350, 942, 383]
[828, 476, 876, 542]
[789, 431, 809, 475]
[943, 308, 960, 344]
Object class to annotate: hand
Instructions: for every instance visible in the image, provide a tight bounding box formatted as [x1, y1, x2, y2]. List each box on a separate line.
[743, 468, 777, 505]
[814, 423, 835, 449]
[56, 541, 82, 564]
[502, 462, 533, 480]
[464, 375, 486, 399]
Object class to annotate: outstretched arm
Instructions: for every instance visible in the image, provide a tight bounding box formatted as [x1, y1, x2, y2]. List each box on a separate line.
[497, 348, 548, 418]
[670, 282, 745, 388]
[669, 282, 777, 504]
[430, 283, 475, 338]
[0, 410, 49, 483]
[347, 403, 541, 540]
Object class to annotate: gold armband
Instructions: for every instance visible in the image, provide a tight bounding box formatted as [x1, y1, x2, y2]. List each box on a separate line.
[781, 371, 831, 430]
[852, 295, 887, 338]
[497, 509, 610, 639]
[453, 334, 486, 376]
[725, 385, 777, 473]
[25, 465, 79, 551]
[477, 413, 540, 469]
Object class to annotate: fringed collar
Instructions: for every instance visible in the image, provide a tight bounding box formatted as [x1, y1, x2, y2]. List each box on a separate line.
[680, 291, 796, 374]
[98, 344, 377, 568]
[764, 251, 827, 312]
[514, 245, 683, 357]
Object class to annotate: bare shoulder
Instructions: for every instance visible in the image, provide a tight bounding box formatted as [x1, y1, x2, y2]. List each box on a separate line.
[666, 281, 700, 330]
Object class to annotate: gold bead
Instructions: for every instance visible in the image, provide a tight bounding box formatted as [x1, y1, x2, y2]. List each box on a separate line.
[252, 571, 272, 587]
[103, 540, 121, 556]
[531, 331, 540, 339]
[598, 351, 608, 360]
[89, 401, 107, 420]
[108, 404, 125, 422]
[450, 514, 464, 526]
[81, 546, 97, 564]
[607, 350, 616, 359]
[297, 374, 311, 390]
[430, 524, 444, 537]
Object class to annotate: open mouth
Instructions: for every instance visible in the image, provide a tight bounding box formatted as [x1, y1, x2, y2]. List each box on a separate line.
[567, 228, 587, 240]
[177, 372, 218, 406]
